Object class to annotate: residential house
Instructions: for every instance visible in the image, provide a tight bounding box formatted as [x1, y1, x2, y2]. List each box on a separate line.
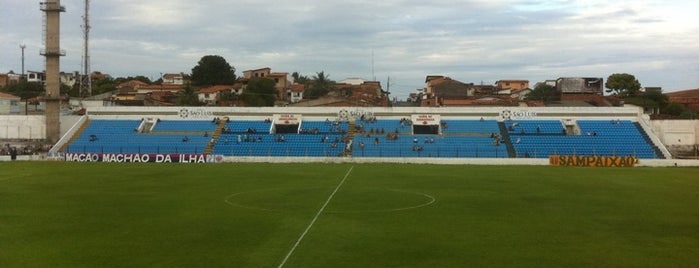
[162, 73, 190, 85]
[111, 80, 149, 102]
[289, 84, 305, 103]
[556, 77, 603, 94]
[472, 84, 498, 96]
[422, 76, 474, 107]
[666, 88, 699, 113]
[135, 84, 183, 95]
[0, 92, 21, 114]
[0, 72, 21, 87]
[533, 80, 557, 89]
[197, 84, 242, 105]
[289, 81, 385, 107]
[495, 80, 529, 91]
[26, 71, 45, 83]
[5, 70, 79, 87]
[243, 67, 272, 79]
[59, 71, 79, 88]
[242, 67, 291, 102]
[340, 78, 366, 86]
[510, 88, 533, 100]
[556, 77, 605, 104]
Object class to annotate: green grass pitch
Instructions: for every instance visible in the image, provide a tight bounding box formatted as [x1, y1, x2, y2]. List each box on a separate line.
[1, 162, 698, 267]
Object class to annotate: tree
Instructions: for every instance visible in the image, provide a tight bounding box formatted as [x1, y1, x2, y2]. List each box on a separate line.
[114, 75, 152, 85]
[605, 73, 641, 97]
[241, 78, 275, 106]
[176, 83, 201, 106]
[92, 76, 117, 96]
[292, 72, 310, 84]
[624, 89, 668, 113]
[525, 84, 560, 103]
[306, 71, 334, 99]
[1, 81, 44, 100]
[191, 55, 236, 86]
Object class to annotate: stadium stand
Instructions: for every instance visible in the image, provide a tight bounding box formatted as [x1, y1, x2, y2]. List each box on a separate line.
[55, 106, 670, 161]
[64, 119, 209, 154]
[510, 120, 661, 159]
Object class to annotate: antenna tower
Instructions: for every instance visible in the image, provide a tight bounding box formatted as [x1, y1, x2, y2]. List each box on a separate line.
[79, 0, 92, 97]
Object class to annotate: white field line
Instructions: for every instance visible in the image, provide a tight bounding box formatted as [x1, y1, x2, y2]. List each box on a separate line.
[277, 166, 354, 268]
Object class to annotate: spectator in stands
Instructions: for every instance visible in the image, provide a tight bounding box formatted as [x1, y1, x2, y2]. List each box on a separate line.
[413, 137, 418, 144]
[515, 138, 521, 144]
[358, 141, 365, 149]
[204, 132, 209, 137]
[374, 137, 379, 145]
[89, 134, 97, 142]
[182, 136, 189, 142]
[536, 125, 541, 133]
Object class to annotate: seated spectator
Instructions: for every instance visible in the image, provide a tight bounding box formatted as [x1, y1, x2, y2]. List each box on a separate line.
[182, 136, 189, 142]
[89, 134, 97, 142]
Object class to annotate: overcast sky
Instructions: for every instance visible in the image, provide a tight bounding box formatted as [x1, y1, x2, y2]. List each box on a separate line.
[2, 0, 698, 99]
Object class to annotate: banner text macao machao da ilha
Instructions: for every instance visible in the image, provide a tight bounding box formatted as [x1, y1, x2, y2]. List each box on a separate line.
[65, 153, 223, 163]
[549, 155, 637, 167]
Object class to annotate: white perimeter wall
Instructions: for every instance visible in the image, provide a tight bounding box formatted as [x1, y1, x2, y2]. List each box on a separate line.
[651, 120, 699, 146]
[0, 115, 46, 139]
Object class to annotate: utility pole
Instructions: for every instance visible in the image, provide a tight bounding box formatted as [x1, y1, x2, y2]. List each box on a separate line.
[79, 0, 92, 98]
[20, 44, 26, 80]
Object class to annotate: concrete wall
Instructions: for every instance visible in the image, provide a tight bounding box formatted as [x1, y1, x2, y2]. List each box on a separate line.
[0, 116, 46, 139]
[651, 120, 698, 146]
[650, 120, 699, 157]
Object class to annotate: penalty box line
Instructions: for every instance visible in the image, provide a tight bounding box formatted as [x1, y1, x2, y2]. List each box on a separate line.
[277, 166, 354, 268]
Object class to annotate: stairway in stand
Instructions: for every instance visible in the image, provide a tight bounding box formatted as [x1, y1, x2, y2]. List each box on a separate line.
[497, 121, 517, 158]
[633, 122, 665, 159]
[345, 120, 356, 156]
[204, 119, 226, 155]
[59, 118, 90, 153]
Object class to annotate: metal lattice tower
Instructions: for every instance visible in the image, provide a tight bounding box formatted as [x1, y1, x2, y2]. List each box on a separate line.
[40, 0, 65, 144]
[79, 0, 92, 98]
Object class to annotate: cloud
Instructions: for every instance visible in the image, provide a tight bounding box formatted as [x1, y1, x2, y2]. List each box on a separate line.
[1, 0, 698, 98]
